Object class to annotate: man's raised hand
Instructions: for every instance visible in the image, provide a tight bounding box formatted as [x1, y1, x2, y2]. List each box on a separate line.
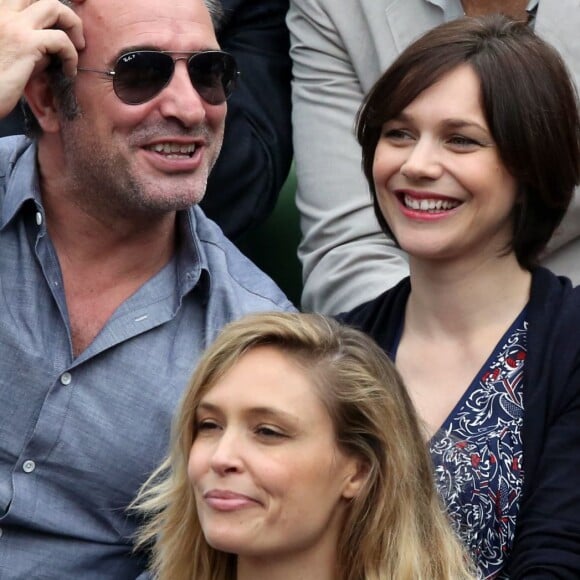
[0, 0, 85, 117]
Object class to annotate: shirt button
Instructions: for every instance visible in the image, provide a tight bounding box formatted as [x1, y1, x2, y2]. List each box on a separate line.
[23, 460, 36, 473]
[60, 372, 72, 386]
[35, 212, 43, 226]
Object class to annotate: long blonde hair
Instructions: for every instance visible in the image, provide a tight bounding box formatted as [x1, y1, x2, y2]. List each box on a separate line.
[133, 312, 474, 579]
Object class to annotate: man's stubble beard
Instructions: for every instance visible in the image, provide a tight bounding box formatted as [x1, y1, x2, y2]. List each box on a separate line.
[59, 113, 223, 222]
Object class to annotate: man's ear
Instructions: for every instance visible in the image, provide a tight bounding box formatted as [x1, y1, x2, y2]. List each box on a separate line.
[341, 458, 370, 500]
[23, 72, 62, 133]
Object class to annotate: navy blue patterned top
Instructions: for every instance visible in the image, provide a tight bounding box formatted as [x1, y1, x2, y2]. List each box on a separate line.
[338, 270, 580, 576]
[395, 310, 527, 579]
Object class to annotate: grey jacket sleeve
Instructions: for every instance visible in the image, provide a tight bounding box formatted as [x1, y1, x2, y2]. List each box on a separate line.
[533, 0, 580, 284]
[288, 0, 408, 314]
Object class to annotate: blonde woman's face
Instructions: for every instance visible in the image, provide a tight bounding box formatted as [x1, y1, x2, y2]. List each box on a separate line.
[188, 345, 363, 562]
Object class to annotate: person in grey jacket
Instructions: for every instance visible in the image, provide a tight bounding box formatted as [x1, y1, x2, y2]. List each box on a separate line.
[288, 0, 580, 314]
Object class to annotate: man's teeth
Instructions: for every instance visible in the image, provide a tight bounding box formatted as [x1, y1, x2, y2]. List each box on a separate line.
[404, 194, 460, 212]
[148, 143, 197, 156]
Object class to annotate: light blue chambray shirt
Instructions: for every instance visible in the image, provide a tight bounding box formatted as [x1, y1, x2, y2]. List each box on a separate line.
[0, 136, 294, 579]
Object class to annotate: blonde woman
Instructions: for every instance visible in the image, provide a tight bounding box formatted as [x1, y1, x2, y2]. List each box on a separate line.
[133, 312, 473, 579]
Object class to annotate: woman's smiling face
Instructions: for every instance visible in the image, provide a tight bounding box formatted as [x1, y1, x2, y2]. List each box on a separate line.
[372, 64, 518, 266]
[188, 345, 364, 562]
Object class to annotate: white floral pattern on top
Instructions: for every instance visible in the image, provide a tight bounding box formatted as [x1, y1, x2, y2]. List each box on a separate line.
[430, 316, 527, 579]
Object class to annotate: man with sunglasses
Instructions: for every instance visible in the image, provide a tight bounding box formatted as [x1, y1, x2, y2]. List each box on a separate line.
[0, 0, 293, 242]
[0, 0, 293, 577]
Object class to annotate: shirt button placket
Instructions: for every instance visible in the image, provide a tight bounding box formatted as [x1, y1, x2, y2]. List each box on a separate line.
[22, 460, 36, 473]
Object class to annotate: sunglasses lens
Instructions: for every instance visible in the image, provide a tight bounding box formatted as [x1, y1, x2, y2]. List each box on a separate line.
[188, 51, 238, 105]
[113, 52, 174, 105]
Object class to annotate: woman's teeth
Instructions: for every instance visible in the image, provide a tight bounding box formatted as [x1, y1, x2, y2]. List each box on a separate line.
[404, 194, 460, 212]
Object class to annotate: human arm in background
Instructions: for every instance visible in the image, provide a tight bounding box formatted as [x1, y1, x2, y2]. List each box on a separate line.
[202, 0, 293, 240]
[287, 0, 408, 314]
[508, 273, 580, 577]
[508, 357, 580, 578]
[533, 1, 580, 285]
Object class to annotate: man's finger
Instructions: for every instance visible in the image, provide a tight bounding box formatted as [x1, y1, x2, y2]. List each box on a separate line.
[24, 0, 85, 50]
[33, 28, 79, 76]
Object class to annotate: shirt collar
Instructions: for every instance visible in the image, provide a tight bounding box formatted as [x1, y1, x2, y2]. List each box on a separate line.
[0, 137, 43, 230]
[175, 207, 211, 300]
[0, 136, 210, 300]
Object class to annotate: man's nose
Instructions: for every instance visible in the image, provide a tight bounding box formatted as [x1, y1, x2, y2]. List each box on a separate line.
[157, 60, 212, 127]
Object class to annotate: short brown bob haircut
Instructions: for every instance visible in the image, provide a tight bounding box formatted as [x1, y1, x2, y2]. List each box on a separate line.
[357, 14, 580, 270]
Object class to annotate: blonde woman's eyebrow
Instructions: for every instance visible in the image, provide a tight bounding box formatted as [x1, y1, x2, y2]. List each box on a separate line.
[196, 400, 301, 430]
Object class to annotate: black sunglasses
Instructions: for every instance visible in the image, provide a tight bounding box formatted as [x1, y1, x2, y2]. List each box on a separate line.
[78, 50, 239, 105]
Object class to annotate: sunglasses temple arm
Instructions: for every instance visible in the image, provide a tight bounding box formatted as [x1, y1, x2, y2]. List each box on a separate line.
[77, 67, 115, 78]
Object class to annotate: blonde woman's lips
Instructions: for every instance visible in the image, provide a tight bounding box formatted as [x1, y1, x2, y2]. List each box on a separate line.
[204, 489, 261, 511]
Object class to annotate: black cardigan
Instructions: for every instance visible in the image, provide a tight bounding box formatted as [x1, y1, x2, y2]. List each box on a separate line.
[338, 267, 580, 579]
